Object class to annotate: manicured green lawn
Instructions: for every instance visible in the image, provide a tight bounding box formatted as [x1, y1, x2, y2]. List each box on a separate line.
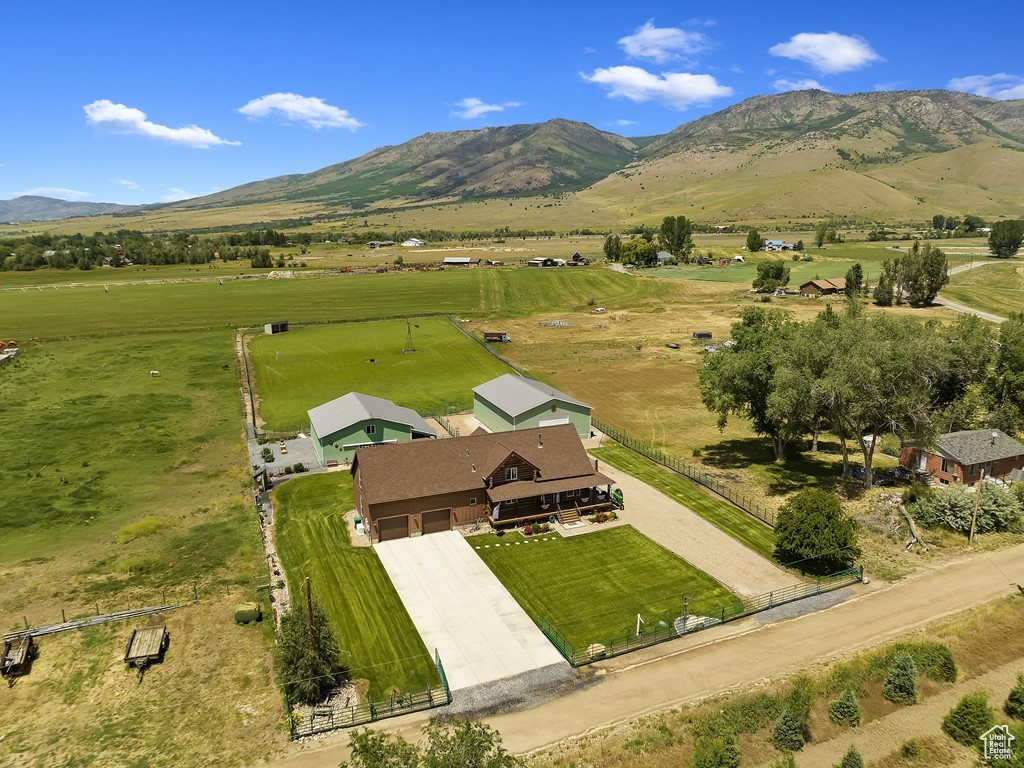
[471, 525, 742, 649]
[943, 260, 1024, 317]
[273, 472, 438, 696]
[590, 443, 777, 561]
[249, 316, 511, 430]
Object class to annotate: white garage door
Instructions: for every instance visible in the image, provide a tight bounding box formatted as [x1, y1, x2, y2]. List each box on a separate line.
[539, 418, 569, 427]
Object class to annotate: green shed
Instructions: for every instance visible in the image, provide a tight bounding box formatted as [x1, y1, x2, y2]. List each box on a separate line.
[473, 374, 592, 439]
[308, 392, 436, 466]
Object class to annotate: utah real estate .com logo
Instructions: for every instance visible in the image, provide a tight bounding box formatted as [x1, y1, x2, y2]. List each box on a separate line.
[981, 724, 1015, 761]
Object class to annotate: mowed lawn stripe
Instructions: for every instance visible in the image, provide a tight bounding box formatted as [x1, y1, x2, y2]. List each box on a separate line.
[590, 443, 777, 561]
[273, 473, 439, 696]
[249, 317, 511, 430]
[473, 526, 742, 649]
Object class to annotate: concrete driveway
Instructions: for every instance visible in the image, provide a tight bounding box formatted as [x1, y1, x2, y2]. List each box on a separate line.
[374, 531, 567, 691]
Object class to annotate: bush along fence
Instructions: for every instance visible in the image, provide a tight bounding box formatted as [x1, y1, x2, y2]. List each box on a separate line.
[541, 566, 863, 667]
[592, 417, 778, 528]
[445, 315, 776, 528]
[287, 650, 453, 739]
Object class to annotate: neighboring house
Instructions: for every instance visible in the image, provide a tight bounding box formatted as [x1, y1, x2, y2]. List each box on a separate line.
[900, 429, 1024, 486]
[441, 256, 481, 266]
[308, 392, 436, 465]
[764, 240, 794, 251]
[473, 374, 592, 438]
[800, 278, 847, 296]
[401, 238, 424, 247]
[366, 240, 396, 249]
[352, 423, 614, 541]
[528, 257, 556, 267]
[656, 251, 673, 264]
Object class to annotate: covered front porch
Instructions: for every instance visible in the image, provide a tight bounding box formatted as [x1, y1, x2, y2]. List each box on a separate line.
[487, 483, 615, 527]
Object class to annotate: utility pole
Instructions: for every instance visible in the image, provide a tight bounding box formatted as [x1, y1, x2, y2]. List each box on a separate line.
[682, 595, 693, 626]
[305, 577, 318, 653]
[969, 464, 987, 544]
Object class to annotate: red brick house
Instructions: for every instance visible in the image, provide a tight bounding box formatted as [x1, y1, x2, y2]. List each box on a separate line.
[899, 429, 1024, 486]
[351, 423, 614, 542]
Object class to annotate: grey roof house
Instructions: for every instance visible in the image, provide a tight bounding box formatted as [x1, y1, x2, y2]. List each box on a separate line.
[473, 374, 592, 438]
[308, 392, 435, 465]
[900, 428, 1024, 485]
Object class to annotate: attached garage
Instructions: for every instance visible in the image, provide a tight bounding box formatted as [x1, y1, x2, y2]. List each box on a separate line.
[422, 508, 452, 535]
[377, 515, 409, 542]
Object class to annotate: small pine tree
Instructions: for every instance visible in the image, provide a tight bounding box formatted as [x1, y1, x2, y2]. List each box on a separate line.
[835, 745, 864, 768]
[692, 732, 741, 768]
[883, 652, 918, 704]
[772, 709, 806, 752]
[942, 692, 995, 746]
[829, 688, 862, 727]
[1005, 674, 1024, 720]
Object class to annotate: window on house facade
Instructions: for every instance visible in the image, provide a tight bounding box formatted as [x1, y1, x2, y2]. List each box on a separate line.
[505, 466, 518, 481]
[566, 489, 579, 498]
[469, 497, 477, 506]
[940, 458, 950, 474]
[366, 424, 376, 436]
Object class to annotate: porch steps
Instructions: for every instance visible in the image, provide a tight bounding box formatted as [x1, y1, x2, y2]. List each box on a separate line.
[557, 507, 581, 526]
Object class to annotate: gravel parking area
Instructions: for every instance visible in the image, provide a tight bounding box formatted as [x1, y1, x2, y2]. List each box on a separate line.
[595, 461, 801, 598]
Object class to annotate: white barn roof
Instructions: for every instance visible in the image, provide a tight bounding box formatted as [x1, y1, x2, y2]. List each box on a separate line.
[308, 392, 435, 438]
[473, 374, 590, 417]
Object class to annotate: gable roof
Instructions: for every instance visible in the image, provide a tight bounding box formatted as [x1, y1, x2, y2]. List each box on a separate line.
[934, 429, 1024, 466]
[308, 392, 435, 439]
[352, 423, 600, 504]
[800, 277, 847, 291]
[472, 374, 589, 417]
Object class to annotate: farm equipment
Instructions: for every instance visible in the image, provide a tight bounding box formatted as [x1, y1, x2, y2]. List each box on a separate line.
[2, 634, 35, 686]
[124, 626, 169, 682]
[610, 488, 625, 509]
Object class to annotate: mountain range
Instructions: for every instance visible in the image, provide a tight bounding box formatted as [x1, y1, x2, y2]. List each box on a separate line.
[6, 89, 1024, 227]
[0, 196, 135, 224]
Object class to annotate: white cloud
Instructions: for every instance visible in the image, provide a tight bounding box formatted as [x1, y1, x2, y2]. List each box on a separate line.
[112, 178, 142, 191]
[618, 21, 711, 64]
[582, 66, 732, 109]
[17, 187, 90, 200]
[769, 32, 881, 74]
[615, 119, 639, 126]
[238, 92, 363, 130]
[83, 100, 239, 148]
[773, 78, 830, 92]
[948, 73, 1024, 100]
[450, 97, 523, 119]
[160, 188, 194, 203]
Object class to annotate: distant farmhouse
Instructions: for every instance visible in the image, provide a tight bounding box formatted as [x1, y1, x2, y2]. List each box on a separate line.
[366, 240, 396, 249]
[800, 278, 847, 296]
[352, 423, 613, 541]
[441, 256, 481, 266]
[900, 429, 1024, 486]
[401, 238, 424, 247]
[308, 392, 435, 465]
[528, 257, 557, 267]
[473, 374, 592, 439]
[764, 240, 795, 251]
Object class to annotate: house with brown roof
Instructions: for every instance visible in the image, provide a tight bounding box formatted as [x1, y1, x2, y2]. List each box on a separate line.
[799, 278, 847, 296]
[899, 429, 1024, 486]
[351, 423, 614, 541]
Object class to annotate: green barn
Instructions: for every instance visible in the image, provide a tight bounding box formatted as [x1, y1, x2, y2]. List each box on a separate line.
[473, 374, 592, 439]
[308, 392, 436, 465]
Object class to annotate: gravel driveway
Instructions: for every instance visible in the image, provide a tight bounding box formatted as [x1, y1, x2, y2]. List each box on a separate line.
[595, 461, 801, 598]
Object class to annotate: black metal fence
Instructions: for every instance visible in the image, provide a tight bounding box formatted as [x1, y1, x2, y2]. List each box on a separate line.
[541, 566, 863, 667]
[287, 650, 453, 739]
[592, 418, 778, 528]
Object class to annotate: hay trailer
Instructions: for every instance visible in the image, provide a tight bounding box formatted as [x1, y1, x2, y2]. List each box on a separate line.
[124, 626, 169, 681]
[2, 634, 35, 686]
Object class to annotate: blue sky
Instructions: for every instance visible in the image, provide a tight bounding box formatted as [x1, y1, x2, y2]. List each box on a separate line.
[4, 0, 1022, 205]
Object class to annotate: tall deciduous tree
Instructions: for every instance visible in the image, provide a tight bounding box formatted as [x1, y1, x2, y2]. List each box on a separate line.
[989, 220, 1024, 258]
[746, 228, 765, 253]
[844, 263, 864, 297]
[753, 259, 791, 292]
[986, 312, 1024, 434]
[602, 234, 622, 262]
[774, 489, 860, 571]
[621, 236, 658, 267]
[658, 216, 693, 258]
[699, 307, 799, 461]
[814, 221, 829, 248]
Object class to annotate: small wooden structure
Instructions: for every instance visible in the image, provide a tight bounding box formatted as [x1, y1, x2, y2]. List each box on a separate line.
[692, 331, 713, 340]
[2, 634, 34, 685]
[264, 320, 290, 335]
[483, 331, 510, 343]
[124, 626, 169, 680]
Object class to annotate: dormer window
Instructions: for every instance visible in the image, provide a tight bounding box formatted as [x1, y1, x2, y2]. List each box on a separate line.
[505, 467, 518, 481]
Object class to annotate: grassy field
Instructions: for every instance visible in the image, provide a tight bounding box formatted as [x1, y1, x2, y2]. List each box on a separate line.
[272, 473, 439, 697]
[0, 266, 678, 339]
[248, 317, 510, 430]
[0, 332, 283, 767]
[943, 260, 1024, 316]
[590, 443, 777, 560]
[472, 526, 741, 649]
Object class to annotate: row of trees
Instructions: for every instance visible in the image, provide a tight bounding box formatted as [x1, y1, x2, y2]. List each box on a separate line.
[602, 215, 695, 266]
[874, 241, 949, 306]
[699, 303, 1024, 486]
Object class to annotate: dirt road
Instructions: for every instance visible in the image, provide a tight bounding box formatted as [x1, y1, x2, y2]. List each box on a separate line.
[274, 543, 1024, 768]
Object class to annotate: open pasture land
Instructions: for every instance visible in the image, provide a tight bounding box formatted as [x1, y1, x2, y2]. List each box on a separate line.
[0, 332, 282, 766]
[272, 473, 439, 697]
[943, 259, 1024, 317]
[248, 317, 511, 430]
[472, 526, 741, 649]
[1, 266, 677, 339]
